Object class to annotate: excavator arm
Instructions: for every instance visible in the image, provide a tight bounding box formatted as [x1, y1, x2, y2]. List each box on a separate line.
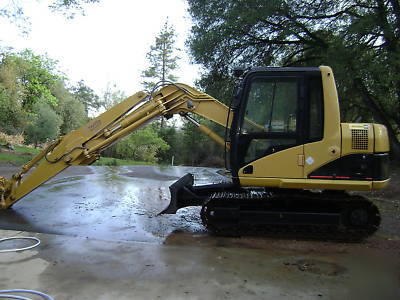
[0, 83, 233, 209]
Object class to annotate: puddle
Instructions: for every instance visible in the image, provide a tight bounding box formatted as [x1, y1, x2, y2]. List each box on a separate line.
[287, 259, 347, 276]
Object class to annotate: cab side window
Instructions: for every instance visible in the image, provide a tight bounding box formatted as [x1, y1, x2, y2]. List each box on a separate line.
[308, 77, 324, 142]
[242, 78, 297, 134]
[239, 77, 299, 165]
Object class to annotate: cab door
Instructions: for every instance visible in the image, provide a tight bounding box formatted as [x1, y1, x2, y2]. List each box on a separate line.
[231, 72, 305, 182]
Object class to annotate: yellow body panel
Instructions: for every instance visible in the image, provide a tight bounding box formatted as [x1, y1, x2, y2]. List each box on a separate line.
[239, 177, 387, 191]
[304, 66, 342, 176]
[373, 179, 390, 190]
[239, 145, 304, 178]
[373, 124, 389, 152]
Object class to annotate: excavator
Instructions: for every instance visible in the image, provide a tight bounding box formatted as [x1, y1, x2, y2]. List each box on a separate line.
[0, 66, 390, 239]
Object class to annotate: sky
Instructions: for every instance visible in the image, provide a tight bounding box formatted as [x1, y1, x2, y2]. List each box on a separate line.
[0, 0, 201, 96]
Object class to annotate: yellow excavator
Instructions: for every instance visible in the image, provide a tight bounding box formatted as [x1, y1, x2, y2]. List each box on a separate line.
[0, 66, 390, 239]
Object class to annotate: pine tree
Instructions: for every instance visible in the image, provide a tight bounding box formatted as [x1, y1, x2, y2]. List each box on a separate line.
[141, 20, 180, 92]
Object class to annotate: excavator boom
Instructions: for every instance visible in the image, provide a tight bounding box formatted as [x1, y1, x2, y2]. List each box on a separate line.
[0, 83, 233, 209]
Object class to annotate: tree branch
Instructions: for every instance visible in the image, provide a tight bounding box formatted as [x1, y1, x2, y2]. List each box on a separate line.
[354, 77, 400, 160]
[388, 0, 400, 36]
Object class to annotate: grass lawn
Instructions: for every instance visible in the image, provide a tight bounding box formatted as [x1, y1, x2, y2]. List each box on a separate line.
[92, 157, 154, 166]
[0, 145, 41, 166]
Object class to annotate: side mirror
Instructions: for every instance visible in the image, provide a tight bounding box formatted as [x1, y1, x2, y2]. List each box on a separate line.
[231, 86, 243, 109]
[233, 67, 246, 78]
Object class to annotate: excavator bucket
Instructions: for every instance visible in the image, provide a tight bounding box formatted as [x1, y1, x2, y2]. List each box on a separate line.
[160, 173, 205, 214]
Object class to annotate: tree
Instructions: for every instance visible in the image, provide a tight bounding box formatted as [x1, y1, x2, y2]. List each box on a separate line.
[180, 117, 225, 166]
[187, 0, 400, 160]
[48, 0, 101, 18]
[25, 102, 62, 147]
[115, 124, 170, 163]
[141, 20, 181, 92]
[141, 20, 181, 130]
[0, 50, 61, 110]
[157, 122, 184, 165]
[71, 80, 102, 115]
[0, 85, 26, 134]
[0, 48, 90, 139]
[0, 49, 63, 133]
[52, 81, 87, 134]
[101, 82, 126, 110]
[1, 0, 101, 30]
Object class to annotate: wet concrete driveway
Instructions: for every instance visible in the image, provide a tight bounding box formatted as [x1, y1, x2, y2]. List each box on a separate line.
[0, 166, 399, 299]
[0, 166, 223, 243]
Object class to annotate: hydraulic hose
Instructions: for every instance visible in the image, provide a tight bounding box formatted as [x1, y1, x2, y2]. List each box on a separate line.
[0, 289, 53, 300]
[0, 237, 40, 253]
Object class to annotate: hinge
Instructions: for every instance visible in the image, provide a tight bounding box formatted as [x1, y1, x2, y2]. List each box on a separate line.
[297, 154, 305, 166]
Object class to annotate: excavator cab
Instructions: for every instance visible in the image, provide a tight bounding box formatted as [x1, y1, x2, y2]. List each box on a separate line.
[230, 67, 323, 183]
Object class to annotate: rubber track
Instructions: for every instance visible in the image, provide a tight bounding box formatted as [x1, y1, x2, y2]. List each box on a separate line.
[200, 191, 381, 241]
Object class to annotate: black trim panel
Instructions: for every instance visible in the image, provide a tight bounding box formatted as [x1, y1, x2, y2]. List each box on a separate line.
[308, 153, 390, 181]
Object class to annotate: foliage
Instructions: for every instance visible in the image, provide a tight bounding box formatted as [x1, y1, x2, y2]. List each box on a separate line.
[92, 157, 154, 166]
[156, 121, 184, 165]
[181, 117, 225, 166]
[0, 50, 53, 133]
[57, 95, 87, 135]
[187, 0, 400, 159]
[115, 124, 169, 163]
[48, 0, 101, 18]
[101, 158, 119, 166]
[0, 49, 61, 110]
[141, 20, 181, 92]
[53, 81, 87, 134]
[0, 85, 27, 134]
[0, 48, 91, 142]
[24, 102, 62, 147]
[101, 82, 126, 110]
[181, 120, 205, 166]
[0, 0, 101, 32]
[71, 80, 102, 115]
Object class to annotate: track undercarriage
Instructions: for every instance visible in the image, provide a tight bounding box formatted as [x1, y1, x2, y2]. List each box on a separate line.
[162, 174, 381, 241]
[200, 191, 380, 240]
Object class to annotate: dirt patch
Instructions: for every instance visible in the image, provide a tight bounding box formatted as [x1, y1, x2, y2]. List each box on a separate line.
[368, 165, 400, 200]
[355, 165, 400, 249]
[285, 259, 347, 276]
[0, 132, 24, 145]
[0, 161, 16, 167]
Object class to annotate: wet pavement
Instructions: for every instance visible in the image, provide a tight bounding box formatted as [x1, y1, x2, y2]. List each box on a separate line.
[0, 165, 399, 299]
[0, 165, 227, 243]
